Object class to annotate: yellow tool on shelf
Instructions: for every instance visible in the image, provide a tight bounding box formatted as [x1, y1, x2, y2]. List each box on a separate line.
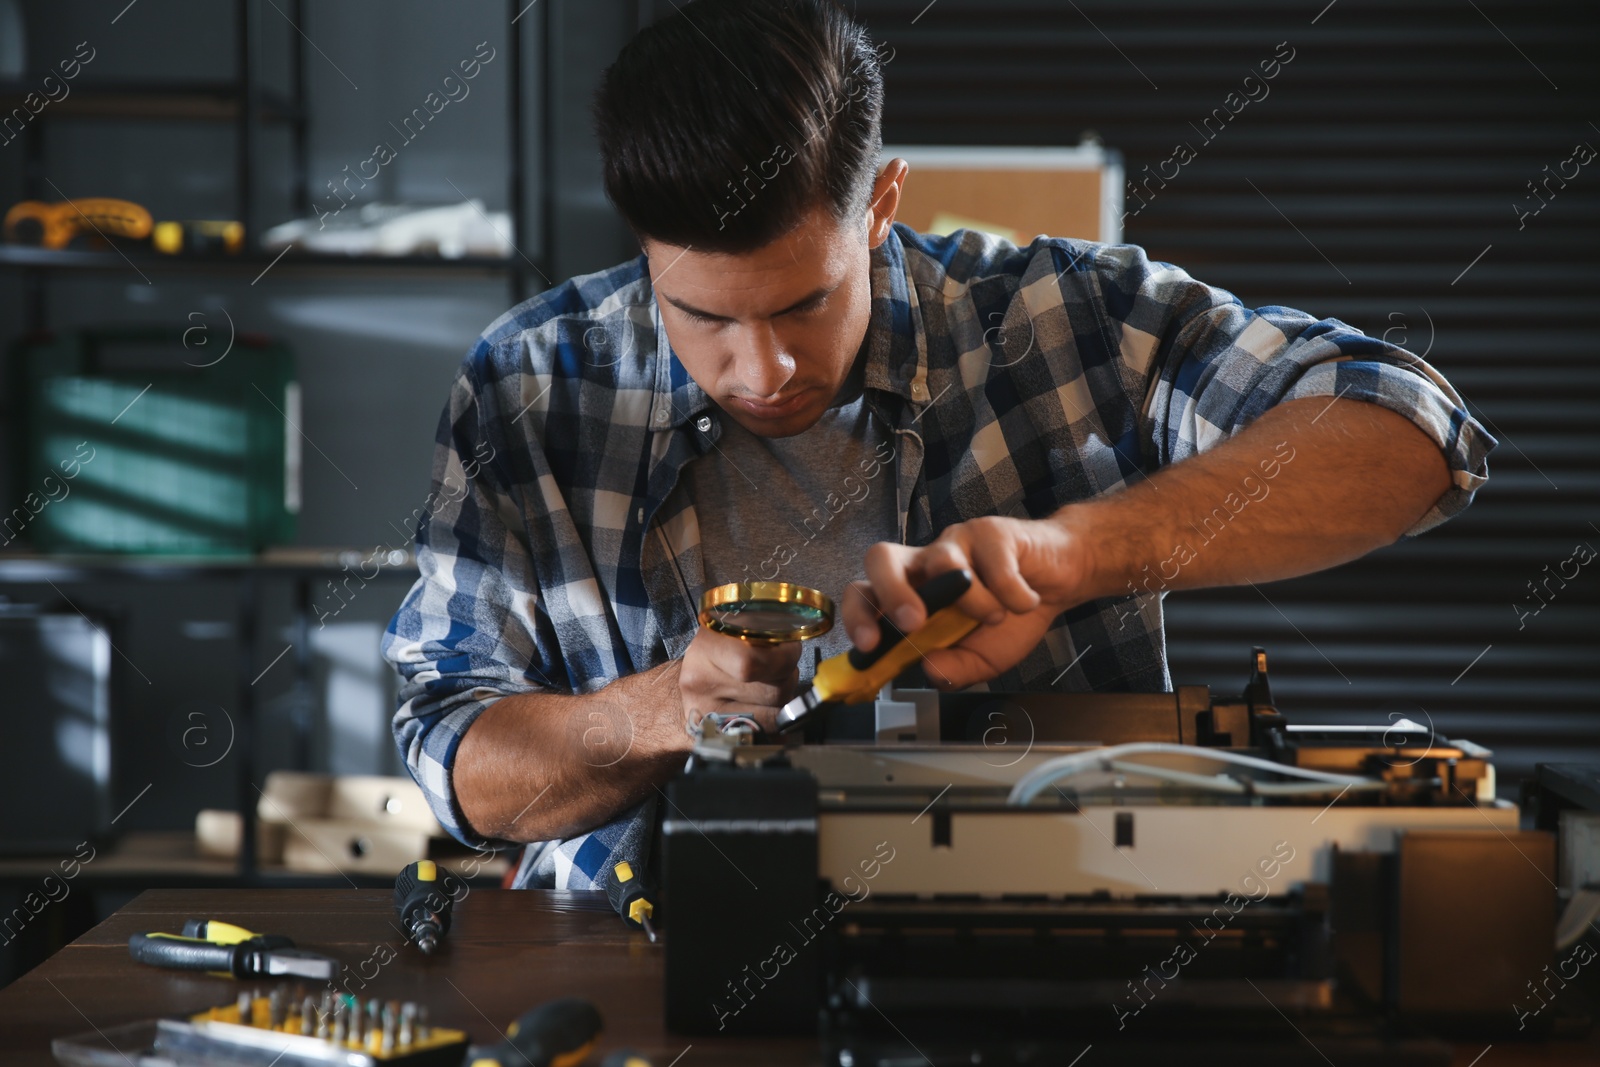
[3, 196, 152, 248]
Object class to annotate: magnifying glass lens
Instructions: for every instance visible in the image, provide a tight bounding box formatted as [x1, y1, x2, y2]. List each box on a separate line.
[699, 582, 835, 643]
[713, 602, 827, 631]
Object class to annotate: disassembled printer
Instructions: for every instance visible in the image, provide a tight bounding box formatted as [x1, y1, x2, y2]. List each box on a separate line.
[661, 648, 1588, 1066]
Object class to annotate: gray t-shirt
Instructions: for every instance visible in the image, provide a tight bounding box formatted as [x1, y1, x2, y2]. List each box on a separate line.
[680, 368, 899, 682]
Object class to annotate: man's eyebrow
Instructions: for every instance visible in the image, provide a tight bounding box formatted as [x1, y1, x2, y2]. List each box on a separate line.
[661, 285, 837, 322]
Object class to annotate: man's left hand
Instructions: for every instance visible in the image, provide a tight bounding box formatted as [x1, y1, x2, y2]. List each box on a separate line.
[839, 515, 1097, 690]
[838, 397, 1456, 693]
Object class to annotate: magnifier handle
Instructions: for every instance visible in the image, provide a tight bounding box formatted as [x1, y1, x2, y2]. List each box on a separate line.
[848, 569, 974, 672]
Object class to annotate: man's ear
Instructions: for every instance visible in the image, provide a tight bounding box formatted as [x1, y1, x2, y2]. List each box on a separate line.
[866, 158, 909, 248]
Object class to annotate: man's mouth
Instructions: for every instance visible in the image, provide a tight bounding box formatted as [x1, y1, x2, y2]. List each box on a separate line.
[730, 388, 815, 418]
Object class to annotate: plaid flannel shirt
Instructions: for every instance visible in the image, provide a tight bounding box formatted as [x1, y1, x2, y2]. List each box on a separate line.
[382, 223, 1494, 888]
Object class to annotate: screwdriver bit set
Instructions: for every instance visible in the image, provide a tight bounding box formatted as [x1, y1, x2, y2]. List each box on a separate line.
[52, 985, 468, 1067]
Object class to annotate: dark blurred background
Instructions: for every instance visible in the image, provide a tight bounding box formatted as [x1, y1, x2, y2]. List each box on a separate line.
[0, 0, 1595, 985]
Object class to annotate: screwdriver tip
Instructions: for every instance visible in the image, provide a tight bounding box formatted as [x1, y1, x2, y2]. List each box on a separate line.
[417, 934, 437, 954]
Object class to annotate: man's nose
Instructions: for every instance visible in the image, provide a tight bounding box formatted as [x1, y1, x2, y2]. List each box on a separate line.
[737, 324, 797, 398]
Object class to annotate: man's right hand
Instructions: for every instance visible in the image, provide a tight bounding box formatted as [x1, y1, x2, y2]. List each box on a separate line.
[677, 626, 802, 733]
[457, 627, 800, 842]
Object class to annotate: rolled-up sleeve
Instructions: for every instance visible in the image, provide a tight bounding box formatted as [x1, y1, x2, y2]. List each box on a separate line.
[1093, 242, 1495, 535]
[382, 352, 556, 849]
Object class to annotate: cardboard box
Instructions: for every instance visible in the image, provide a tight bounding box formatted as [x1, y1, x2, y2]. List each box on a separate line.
[203, 771, 445, 873]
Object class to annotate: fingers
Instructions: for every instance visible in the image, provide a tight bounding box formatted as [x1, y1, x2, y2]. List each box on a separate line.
[841, 579, 882, 650]
[702, 629, 801, 683]
[920, 645, 998, 692]
[724, 673, 795, 710]
[858, 542, 925, 637]
[711, 703, 780, 733]
[966, 520, 1043, 616]
[905, 539, 978, 610]
[682, 676, 793, 735]
[679, 627, 800, 734]
[856, 529, 1036, 643]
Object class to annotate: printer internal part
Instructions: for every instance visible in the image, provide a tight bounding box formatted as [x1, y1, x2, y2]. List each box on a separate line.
[663, 649, 1572, 1065]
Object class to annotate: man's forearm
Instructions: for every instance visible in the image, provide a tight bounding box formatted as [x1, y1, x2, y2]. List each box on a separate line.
[453, 659, 691, 843]
[1061, 396, 1452, 600]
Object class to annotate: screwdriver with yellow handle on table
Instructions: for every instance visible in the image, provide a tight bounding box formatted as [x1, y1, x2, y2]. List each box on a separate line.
[777, 567, 980, 732]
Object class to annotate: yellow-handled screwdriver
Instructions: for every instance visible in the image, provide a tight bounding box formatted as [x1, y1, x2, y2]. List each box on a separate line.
[467, 997, 602, 1067]
[777, 568, 979, 731]
[605, 860, 657, 942]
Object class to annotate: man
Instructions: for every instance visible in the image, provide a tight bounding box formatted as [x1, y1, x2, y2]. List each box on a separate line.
[382, 0, 1492, 889]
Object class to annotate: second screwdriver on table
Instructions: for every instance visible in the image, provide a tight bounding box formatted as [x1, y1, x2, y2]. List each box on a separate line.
[394, 860, 461, 954]
[605, 861, 658, 942]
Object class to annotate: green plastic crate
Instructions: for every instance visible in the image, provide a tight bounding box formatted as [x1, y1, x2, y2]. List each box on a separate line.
[7, 328, 299, 555]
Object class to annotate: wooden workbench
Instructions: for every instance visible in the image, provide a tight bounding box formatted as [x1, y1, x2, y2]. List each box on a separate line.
[0, 888, 1593, 1066]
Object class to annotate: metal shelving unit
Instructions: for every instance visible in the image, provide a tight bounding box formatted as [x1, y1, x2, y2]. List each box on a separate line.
[1, 0, 551, 331]
[0, 0, 559, 879]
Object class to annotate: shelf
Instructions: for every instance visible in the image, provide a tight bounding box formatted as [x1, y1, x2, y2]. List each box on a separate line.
[0, 244, 536, 275]
[0, 546, 420, 581]
[0, 81, 300, 123]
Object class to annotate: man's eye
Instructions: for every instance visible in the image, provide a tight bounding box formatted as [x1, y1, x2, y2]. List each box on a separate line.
[683, 309, 722, 325]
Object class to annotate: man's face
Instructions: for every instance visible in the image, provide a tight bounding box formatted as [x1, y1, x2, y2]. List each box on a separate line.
[642, 163, 906, 438]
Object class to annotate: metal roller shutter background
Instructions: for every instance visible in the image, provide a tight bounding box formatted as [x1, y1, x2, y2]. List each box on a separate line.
[852, 0, 1600, 793]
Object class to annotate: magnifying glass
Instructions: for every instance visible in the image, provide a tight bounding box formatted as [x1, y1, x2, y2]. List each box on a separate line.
[698, 581, 835, 645]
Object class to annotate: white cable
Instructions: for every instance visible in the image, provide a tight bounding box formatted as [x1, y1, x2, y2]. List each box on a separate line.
[1007, 742, 1380, 806]
[1061, 760, 1392, 799]
[1104, 760, 1243, 793]
[1250, 779, 1392, 797]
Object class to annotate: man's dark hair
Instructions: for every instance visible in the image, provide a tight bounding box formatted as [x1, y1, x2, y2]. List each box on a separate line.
[593, 0, 885, 254]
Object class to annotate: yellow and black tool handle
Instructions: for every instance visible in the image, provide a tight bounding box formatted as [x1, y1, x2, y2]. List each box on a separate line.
[181, 918, 294, 950]
[605, 861, 654, 932]
[469, 997, 602, 1067]
[848, 568, 977, 673]
[128, 932, 258, 977]
[809, 568, 982, 706]
[395, 859, 460, 952]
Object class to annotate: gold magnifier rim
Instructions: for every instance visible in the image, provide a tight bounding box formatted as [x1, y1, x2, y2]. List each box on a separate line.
[698, 581, 835, 643]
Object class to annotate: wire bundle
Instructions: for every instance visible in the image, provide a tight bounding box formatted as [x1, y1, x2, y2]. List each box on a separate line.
[1005, 743, 1387, 806]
